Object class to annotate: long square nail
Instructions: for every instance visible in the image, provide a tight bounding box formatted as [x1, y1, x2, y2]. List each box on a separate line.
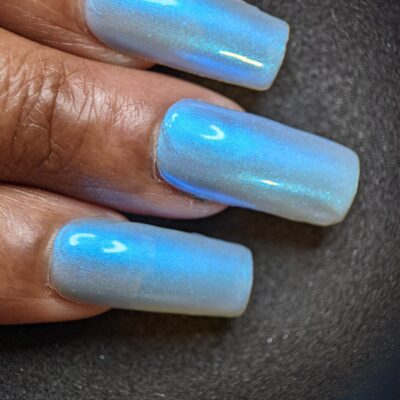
[51, 219, 253, 317]
[156, 100, 360, 226]
[85, 0, 289, 90]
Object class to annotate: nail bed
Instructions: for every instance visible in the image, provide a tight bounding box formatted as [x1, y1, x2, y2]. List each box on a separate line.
[85, 0, 289, 90]
[51, 219, 253, 317]
[156, 100, 360, 226]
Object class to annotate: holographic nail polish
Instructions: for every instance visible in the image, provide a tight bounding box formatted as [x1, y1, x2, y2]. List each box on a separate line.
[156, 100, 360, 226]
[51, 219, 253, 317]
[85, 0, 289, 90]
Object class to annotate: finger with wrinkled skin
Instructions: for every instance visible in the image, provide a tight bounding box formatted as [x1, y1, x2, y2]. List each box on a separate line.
[0, 28, 242, 218]
[0, 185, 121, 324]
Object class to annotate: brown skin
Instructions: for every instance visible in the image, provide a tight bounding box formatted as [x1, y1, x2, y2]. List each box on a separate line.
[0, 2, 241, 324]
[0, 185, 115, 324]
[0, 28, 236, 218]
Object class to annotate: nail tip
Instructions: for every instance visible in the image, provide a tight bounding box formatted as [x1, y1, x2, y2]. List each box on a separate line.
[258, 21, 290, 91]
[318, 159, 360, 226]
[240, 19, 290, 91]
[301, 149, 360, 226]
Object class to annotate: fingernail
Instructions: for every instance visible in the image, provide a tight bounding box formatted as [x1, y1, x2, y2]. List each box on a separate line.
[85, 0, 289, 90]
[156, 100, 360, 226]
[51, 219, 253, 317]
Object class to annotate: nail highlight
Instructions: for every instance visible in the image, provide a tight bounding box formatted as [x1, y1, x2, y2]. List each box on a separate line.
[156, 100, 360, 226]
[51, 219, 253, 317]
[85, 0, 289, 90]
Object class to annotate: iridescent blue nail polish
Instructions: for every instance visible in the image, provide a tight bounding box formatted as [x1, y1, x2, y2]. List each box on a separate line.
[85, 0, 289, 90]
[156, 100, 360, 226]
[51, 219, 253, 317]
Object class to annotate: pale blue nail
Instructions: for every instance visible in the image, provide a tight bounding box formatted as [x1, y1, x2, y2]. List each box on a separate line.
[85, 0, 289, 90]
[51, 219, 253, 317]
[156, 100, 360, 226]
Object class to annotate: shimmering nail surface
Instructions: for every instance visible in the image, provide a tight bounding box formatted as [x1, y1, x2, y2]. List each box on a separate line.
[51, 219, 253, 317]
[85, 0, 289, 90]
[157, 100, 360, 226]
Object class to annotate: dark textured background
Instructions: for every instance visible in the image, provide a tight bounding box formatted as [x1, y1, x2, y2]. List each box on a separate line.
[1, 0, 399, 399]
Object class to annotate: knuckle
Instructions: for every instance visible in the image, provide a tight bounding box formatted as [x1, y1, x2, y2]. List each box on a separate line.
[0, 46, 91, 179]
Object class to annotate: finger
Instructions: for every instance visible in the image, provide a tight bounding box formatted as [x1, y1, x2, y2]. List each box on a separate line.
[0, 185, 252, 324]
[0, 28, 239, 219]
[0, 0, 289, 89]
[0, 0, 153, 68]
[0, 28, 360, 226]
[0, 185, 117, 324]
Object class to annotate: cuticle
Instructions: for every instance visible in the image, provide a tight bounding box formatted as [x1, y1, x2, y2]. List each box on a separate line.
[149, 99, 226, 206]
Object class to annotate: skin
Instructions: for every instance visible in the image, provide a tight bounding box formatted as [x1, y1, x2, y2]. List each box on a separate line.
[0, 0, 240, 324]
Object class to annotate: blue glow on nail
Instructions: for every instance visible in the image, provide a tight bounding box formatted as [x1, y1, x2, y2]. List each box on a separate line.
[85, 0, 289, 90]
[51, 219, 253, 317]
[156, 100, 360, 226]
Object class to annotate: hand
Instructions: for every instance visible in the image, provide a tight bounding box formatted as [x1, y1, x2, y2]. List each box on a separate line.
[0, 0, 358, 324]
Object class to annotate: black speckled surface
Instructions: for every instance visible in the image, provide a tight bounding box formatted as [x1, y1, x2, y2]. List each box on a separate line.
[1, 0, 399, 399]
